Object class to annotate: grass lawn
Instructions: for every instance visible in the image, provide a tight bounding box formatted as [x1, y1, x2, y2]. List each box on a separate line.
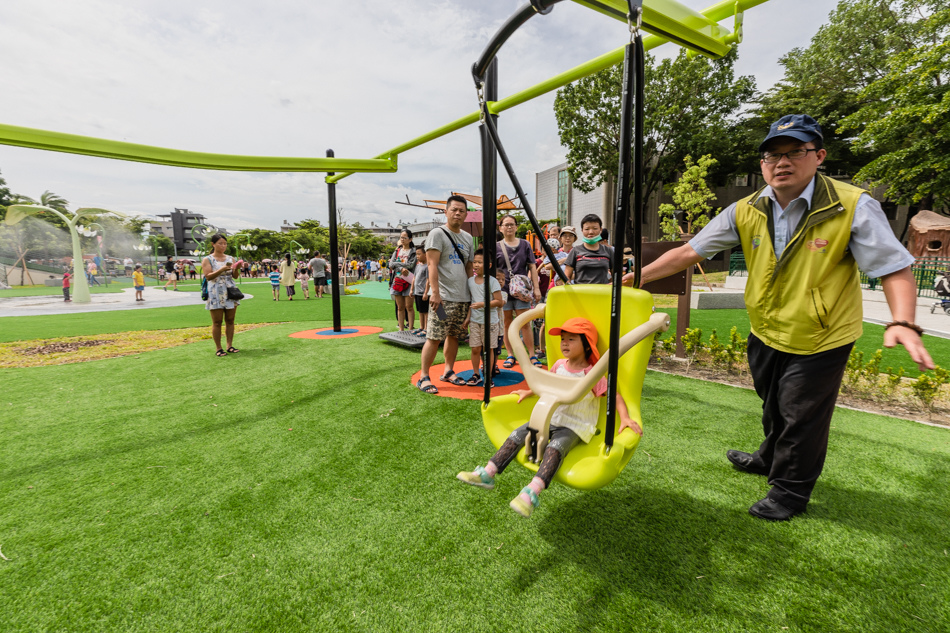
[1, 296, 949, 631]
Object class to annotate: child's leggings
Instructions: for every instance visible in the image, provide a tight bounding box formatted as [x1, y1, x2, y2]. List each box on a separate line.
[490, 424, 581, 487]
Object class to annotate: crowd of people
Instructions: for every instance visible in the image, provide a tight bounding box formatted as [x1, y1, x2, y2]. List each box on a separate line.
[413, 194, 624, 395]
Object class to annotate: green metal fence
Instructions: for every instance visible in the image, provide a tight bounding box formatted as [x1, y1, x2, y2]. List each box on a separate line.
[861, 258, 949, 298]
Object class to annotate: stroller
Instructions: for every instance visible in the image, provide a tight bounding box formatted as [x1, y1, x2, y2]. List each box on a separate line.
[932, 270, 950, 315]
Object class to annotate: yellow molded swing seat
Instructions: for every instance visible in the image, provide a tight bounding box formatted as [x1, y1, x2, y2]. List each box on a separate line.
[481, 284, 669, 490]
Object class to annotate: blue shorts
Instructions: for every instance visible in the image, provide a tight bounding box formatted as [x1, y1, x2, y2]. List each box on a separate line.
[134, 285, 145, 291]
[504, 296, 532, 311]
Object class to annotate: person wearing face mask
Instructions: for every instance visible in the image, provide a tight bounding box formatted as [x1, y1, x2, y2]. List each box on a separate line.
[563, 215, 613, 285]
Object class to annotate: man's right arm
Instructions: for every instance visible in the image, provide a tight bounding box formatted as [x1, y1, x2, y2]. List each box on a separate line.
[629, 244, 706, 286]
[427, 248, 442, 310]
[624, 202, 739, 286]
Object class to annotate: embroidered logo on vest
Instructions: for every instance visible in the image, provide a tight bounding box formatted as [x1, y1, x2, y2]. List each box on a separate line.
[807, 238, 829, 252]
[752, 235, 762, 249]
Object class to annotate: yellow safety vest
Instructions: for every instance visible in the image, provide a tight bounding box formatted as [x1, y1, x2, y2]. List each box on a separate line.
[737, 175, 865, 354]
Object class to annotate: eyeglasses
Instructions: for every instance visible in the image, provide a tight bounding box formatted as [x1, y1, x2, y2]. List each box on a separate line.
[501, 223, 517, 228]
[761, 148, 819, 163]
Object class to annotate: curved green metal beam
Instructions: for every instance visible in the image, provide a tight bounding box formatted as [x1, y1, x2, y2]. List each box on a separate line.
[0, 0, 765, 182]
[326, 0, 767, 184]
[0, 123, 397, 173]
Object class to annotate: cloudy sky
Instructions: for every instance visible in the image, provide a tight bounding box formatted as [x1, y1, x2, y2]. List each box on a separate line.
[1, 0, 840, 232]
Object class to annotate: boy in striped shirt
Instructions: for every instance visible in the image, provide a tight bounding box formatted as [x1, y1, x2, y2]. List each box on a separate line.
[269, 265, 281, 301]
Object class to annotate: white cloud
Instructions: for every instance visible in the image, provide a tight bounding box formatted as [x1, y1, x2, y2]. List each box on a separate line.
[1, 0, 838, 232]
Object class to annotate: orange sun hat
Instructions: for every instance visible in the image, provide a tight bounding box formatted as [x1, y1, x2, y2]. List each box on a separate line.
[548, 317, 601, 364]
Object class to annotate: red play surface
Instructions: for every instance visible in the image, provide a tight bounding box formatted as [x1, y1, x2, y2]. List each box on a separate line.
[410, 360, 540, 400]
[289, 326, 383, 340]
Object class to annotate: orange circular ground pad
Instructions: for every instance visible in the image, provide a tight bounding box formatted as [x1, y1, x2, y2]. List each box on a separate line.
[290, 326, 383, 340]
[410, 359, 546, 400]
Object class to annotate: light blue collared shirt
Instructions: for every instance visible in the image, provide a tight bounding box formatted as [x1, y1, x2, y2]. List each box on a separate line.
[689, 177, 914, 279]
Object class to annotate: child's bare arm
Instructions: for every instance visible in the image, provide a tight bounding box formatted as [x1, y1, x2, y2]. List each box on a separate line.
[616, 392, 642, 436]
[490, 290, 504, 309]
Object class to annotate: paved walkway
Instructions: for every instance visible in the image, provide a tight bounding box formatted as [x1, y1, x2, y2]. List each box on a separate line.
[0, 286, 255, 318]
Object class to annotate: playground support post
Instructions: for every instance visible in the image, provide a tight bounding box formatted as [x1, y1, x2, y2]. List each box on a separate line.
[326, 150, 342, 332]
[479, 59, 499, 404]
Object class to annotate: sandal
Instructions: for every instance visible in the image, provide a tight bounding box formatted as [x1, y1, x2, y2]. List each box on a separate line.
[503, 357, 516, 369]
[416, 375, 438, 394]
[492, 364, 501, 377]
[227, 347, 240, 353]
[465, 373, 483, 387]
[529, 356, 543, 368]
[215, 349, 227, 357]
[439, 370, 467, 386]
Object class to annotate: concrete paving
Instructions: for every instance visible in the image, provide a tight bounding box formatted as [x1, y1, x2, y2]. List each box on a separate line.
[722, 274, 949, 338]
[0, 286, 255, 318]
[2, 277, 947, 339]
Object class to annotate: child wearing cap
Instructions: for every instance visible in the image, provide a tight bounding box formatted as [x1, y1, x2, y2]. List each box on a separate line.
[457, 316, 642, 518]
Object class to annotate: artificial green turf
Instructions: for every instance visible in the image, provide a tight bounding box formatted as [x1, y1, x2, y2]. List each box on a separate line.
[0, 280, 132, 297]
[1, 307, 948, 632]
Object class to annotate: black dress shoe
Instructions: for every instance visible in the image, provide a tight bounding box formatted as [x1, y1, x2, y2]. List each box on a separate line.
[749, 497, 803, 521]
[726, 450, 770, 476]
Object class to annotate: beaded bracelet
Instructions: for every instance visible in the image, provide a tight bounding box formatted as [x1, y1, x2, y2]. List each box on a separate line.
[884, 320, 924, 336]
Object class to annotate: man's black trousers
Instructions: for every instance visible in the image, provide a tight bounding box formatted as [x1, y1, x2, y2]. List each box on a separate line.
[745, 333, 853, 511]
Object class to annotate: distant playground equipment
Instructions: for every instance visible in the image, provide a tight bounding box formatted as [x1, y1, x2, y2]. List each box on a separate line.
[3, 205, 125, 303]
[0, 0, 765, 321]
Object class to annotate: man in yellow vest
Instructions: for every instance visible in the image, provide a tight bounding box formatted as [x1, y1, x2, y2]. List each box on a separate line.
[626, 114, 934, 521]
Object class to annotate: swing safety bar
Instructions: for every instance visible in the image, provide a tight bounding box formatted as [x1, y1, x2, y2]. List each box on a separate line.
[506, 305, 670, 462]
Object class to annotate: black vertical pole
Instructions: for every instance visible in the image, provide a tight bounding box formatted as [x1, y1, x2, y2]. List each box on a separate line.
[604, 35, 641, 450]
[326, 149, 342, 332]
[480, 59, 499, 405]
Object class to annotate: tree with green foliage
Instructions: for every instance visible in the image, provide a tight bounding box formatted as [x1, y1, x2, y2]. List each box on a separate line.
[241, 228, 285, 260]
[658, 155, 720, 241]
[554, 47, 754, 241]
[147, 234, 176, 257]
[839, 6, 949, 210]
[754, 0, 943, 181]
[0, 169, 13, 213]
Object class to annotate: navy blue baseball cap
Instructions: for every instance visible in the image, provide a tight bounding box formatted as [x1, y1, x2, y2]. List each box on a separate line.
[759, 114, 823, 152]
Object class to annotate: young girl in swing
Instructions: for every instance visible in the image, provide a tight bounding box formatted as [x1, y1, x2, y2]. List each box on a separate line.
[457, 317, 642, 517]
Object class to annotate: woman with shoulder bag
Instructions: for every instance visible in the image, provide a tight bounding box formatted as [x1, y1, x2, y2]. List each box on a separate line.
[496, 215, 542, 368]
[389, 229, 417, 331]
[203, 234, 243, 357]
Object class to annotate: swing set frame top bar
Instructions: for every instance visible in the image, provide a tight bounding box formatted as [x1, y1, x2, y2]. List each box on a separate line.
[326, 0, 766, 184]
[0, 0, 767, 179]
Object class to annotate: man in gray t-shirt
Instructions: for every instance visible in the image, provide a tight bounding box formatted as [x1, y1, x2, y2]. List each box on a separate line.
[308, 252, 328, 298]
[417, 195, 475, 394]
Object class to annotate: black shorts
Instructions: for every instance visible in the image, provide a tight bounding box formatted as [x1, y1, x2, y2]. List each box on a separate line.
[414, 294, 429, 314]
